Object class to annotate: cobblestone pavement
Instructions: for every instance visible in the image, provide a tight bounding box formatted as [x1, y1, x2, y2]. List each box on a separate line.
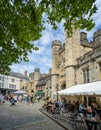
[0, 101, 65, 130]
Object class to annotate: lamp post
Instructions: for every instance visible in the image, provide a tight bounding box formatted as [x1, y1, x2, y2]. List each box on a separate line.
[56, 83, 59, 102]
[46, 87, 49, 112]
[46, 87, 48, 98]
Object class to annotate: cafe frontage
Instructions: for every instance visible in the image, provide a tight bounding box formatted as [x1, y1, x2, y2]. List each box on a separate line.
[58, 81, 101, 107]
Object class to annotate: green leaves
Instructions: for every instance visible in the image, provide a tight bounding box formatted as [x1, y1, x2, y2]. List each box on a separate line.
[40, 0, 97, 36]
[0, 0, 97, 74]
[0, 0, 43, 74]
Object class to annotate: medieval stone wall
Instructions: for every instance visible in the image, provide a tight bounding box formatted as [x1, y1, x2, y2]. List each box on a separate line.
[51, 28, 101, 98]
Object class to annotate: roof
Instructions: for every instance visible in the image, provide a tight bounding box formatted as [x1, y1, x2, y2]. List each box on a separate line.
[58, 81, 101, 96]
[9, 72, 29, 81]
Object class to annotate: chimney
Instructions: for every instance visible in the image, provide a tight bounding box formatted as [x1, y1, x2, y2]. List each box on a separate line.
[24, 70, 27, 76]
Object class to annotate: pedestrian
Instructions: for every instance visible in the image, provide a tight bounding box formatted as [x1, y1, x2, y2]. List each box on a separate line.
[26, 95, 31, 105]
[31, 95, 34, 104]
[14, 94, 18, 106]
[9, 95, 15, 106]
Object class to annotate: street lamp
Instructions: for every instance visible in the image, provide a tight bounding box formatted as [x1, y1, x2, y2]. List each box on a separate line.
[46, 87, 48, 98]
[56, 83, 59, 102]
[46, 87, 49, 112]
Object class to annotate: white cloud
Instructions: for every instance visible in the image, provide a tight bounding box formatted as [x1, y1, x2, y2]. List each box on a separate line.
[39, 30, 52, 45]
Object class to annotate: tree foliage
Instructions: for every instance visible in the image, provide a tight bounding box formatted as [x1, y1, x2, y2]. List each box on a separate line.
[0, 0, 97, 74]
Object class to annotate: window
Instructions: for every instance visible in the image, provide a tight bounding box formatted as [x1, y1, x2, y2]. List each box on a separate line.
[98, 62, 101, 80]
[14, 85, 16, 89]
[12, 78, 15, 82]
[83, 67, 89, 83]
[9, 84, 11, 89]
[0, 83, 3, 88]
[0, 76, 4, 81]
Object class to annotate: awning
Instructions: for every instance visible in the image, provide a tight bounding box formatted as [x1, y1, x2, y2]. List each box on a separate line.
[58, 81, 101, 96]
[36, 91, 44, 95]
[13, 90, 27, 94]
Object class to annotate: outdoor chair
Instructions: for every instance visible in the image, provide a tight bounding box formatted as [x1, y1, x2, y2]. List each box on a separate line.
[68, 113, 86, 130]
[62, 109, 69, 118]
[52, 108, 60, 119]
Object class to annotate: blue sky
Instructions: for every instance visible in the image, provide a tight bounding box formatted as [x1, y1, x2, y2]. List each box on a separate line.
[11, 0, 101, 75]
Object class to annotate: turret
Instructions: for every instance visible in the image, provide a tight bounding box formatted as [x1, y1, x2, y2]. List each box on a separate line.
[51, 40, 62, 99]
[80, 32, 93, 48]
[51, 40, 62, 74]
[34, 68, 40, 80]
[65, 29, 81, 87]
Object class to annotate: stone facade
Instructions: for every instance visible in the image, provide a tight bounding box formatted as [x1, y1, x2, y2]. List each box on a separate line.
[29, 68, 52, 98]
[51, 29, 101, 101]
[29, 28, 101, 102]
[29, 68, 41, 94]
[36, 73, 52, 98]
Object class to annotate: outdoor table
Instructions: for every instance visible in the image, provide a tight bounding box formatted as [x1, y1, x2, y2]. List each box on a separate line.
[82, 107, 87, 112]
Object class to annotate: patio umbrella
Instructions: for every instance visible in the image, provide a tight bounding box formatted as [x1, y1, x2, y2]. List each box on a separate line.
[13, 90, 27, 94]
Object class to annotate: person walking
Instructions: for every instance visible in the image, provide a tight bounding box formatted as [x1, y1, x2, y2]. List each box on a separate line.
[26, 95, 31, 105]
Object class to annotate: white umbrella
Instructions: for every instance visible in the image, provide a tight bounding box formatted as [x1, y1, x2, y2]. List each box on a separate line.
[58, 81, 101, 96]
[13, 90, 27, 94]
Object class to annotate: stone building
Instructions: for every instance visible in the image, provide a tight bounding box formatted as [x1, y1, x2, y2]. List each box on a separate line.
[10, 71, 29, 92]
[29, 68, 52, 97]
[51, 29, 101, 103]
[36, 72, 52, 98]
[29, 68, 41, 95]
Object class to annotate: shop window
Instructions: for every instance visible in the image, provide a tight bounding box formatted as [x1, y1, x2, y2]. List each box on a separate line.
[12, 78, 15, 82]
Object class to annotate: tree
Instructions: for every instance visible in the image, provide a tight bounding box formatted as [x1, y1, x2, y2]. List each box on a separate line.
[0, 0, 97, 74]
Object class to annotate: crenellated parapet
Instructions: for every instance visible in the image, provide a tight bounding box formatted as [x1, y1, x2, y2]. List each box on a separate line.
[80, 32, 93, 48]
[93, 29, 101, 48]
[80, 29, 101, 48]
[80, 32, 88, 42]
[51, 40, 62, 47]
[59, 43, 65, 54]
[34, 68, 40, 72]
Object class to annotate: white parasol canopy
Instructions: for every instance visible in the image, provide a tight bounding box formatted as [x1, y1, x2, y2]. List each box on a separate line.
[58, 81, 101, 96]
[13, 90, 27, 94]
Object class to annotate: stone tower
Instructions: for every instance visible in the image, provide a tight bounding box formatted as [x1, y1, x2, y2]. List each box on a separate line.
[51, 40, 62, 95]
[65, 29, 81, 87]
[34, 68, 41, 93]
[65, 29, 92, 88]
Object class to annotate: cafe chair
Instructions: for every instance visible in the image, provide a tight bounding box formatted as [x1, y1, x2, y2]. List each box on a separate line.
[68, 113, 86, 130]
